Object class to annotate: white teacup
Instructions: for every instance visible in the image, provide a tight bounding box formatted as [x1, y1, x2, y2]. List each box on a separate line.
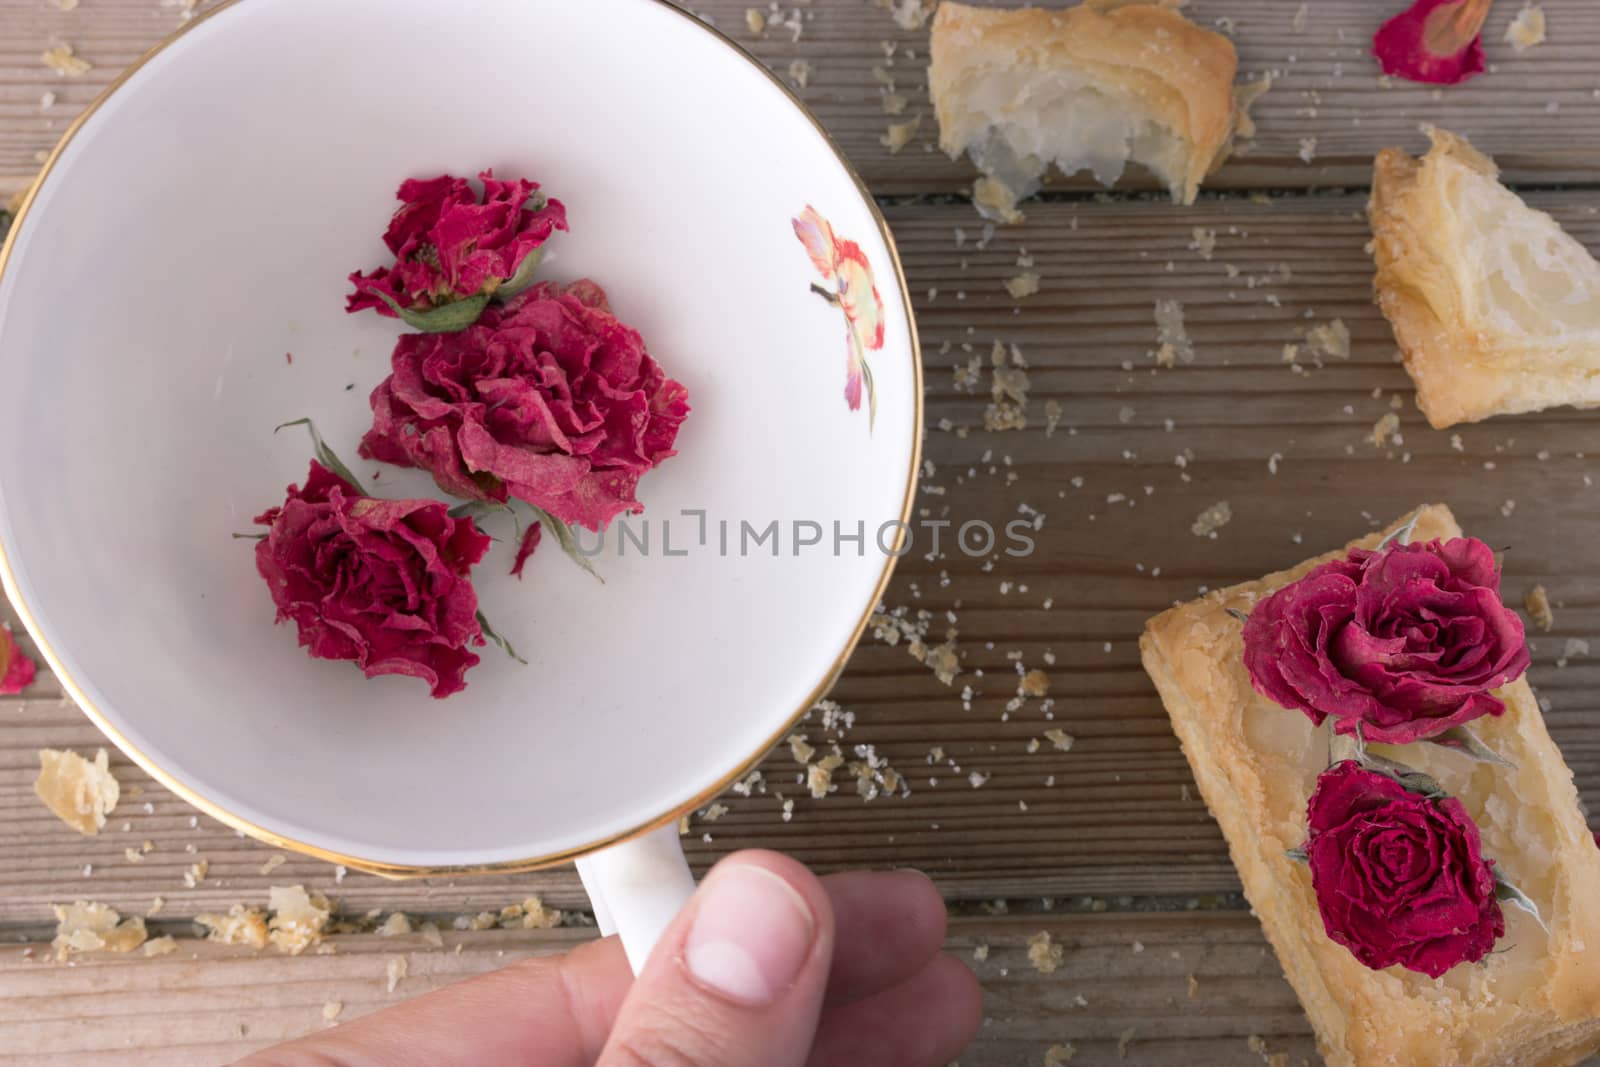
[0, 0, 920, 969]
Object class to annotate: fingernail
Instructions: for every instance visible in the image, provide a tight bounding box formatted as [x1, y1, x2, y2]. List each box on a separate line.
[685, 864, 816, 1006]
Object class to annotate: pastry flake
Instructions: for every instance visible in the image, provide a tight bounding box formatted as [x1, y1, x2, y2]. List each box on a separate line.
[34, 748, 119, 835]
[929, 0, 1239, 218]
[1369, 128, 1600, 428]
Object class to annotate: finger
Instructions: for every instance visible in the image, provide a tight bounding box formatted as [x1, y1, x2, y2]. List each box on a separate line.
[598, 850, 833, 1067]
[236, 864, 949, 1067]
[231, 935, 632, 1067]
[806, 954, 984, 1067]
[820, 868, 947, 1005]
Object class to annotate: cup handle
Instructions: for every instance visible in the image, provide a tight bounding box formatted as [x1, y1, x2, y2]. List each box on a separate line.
[574, 823, 697, 973]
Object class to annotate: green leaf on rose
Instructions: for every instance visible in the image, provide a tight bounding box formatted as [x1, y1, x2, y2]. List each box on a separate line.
[1348, 727, 1448, 799]
[448, 500, 505, 527]
[475, 611, 528, 666]
[375, 290, 491, 333]
[274, 417, 367, 496]
[1493, 869, 1548, 933]
[524, 504, 604, 584]
[1285, 847, 1308, 863]
[493, 247, 545, 301]
[1420, 725, 1516, 770]
[1226, 607, 1250, 623]
[1377, 509, 1423, 550]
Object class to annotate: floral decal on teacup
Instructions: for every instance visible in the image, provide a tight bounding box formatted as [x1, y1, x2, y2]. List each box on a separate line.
[793, 205, 886, 429]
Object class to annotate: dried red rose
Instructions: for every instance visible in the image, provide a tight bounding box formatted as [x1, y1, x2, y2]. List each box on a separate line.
[346, 170, 567, 320]
[0, 622, 36, 695]
[360, 279, 690, 531]
[1373, 0, 1488, 86]
[254, 461, 491, 699]
[1243, 537, 1528, 745]
[1305, 761, 1503, 977]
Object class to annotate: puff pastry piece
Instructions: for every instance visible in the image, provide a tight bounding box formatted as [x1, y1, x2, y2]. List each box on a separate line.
[1140, 503, 1600, 1067]
[928, 0, 1239, 219]
[1370, 128, 1600, 429]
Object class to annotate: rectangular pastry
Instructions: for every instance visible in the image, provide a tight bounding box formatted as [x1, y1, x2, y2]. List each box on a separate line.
[1369, 128, 1600, 429]
[1140, 503, 1600, 1067]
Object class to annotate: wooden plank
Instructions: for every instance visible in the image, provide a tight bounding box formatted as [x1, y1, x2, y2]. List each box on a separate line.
[6, 193, 1600, 924]
[4, 0, 1600, 198]
[0, 913, 1324, 1067]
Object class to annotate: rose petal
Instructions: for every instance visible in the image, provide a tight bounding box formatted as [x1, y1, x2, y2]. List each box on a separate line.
[1372, 0, 1487, 86]
[511, 521, 543, 579]
[0, 623, 36, 696]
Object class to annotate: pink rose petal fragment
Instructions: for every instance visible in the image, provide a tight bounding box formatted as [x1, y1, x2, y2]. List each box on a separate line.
[347, 170, 568, 318]
[253, 461, 492, 699]
[511, 521, 542, 579]
[1242, 537, 1529, 744]
[1305, 762, 1502, 977]
[1373, 0, 1488, 85]
[0, 623, 36, 695]
[359, 280, 690, 531]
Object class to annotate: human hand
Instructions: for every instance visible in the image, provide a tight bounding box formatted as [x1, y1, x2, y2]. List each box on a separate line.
[237, 850, 982, 1066]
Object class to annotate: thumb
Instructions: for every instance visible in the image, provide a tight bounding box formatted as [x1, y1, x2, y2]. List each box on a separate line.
[598, 850, 832, 1067]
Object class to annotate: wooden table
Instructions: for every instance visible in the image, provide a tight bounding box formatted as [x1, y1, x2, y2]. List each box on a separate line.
[5, 1, 1600, 1063]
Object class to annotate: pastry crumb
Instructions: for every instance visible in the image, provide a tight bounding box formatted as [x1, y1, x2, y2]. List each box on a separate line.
[259, 853, 287, 876]
[744, 8, 765, 33]
[35, 748, 120, 835]
[1045, 1043, 1077, 1065]
[1117, 1027, 1137, 1059]
[269, 886, 331, 954]
[1005, 272, 1040, 300]
[1026, 930, 1064, 974]
[1191, 501, 1232, 538]
[142, 935, 178, 957]
[1020, 669, 1051, 697]
[887, 0, 932, 31]
[1043, 728, 1075, 752]
[974, 943, 990, 961]
[1372, 412, 1400, 448]
[1187, 973, 1200, 998]
[787, 58, 812, 89]
[1153, 299, 1194, 366]
[183, 860, 209, 888]
[1291, 3, 1308, 31]
[418, 921, 444, 948]
[385, 955, 408, 994]
[1298, 136, 1317, 164]
[1525, 584, 1555, 631]
[51, 901, 147, 960]
[788, 733, 815, 764]
[973, 175, 1025, 224]
[1505, 4, 1545, 51]
[322, 1000, 343, 1022]
[880, 115, 922, 154]
[377, 912, 413, 937]
[41, 44, 91, 76]
[1305, 318, 1350, 361]
[517, 896, 563, 929]
[1188, 227, 1216, 260]
[197, 904, 269, 950]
